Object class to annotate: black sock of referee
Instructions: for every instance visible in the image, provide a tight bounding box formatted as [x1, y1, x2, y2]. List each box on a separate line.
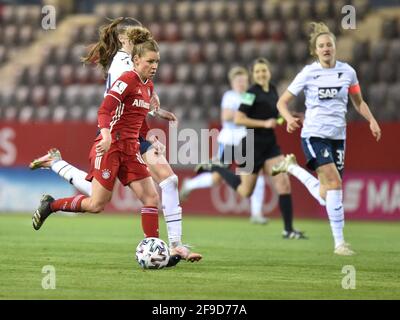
[211, 165, 241, 190]
[279, 194, 294, 232]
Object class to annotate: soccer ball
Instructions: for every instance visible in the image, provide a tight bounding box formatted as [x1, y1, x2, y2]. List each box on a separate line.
[135, 237, 170, 269]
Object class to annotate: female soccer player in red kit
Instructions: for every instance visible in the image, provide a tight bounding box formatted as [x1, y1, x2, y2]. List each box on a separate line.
[33, 36, 161, 241]
[30, 18, 201, 263]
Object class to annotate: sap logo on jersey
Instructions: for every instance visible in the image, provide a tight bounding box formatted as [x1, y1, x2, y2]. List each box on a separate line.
[132, 99, 150, 109]
[318, 87, 342, 100]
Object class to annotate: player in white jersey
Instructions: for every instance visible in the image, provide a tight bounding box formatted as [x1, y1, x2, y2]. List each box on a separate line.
[30, 17, 201, 263]
[179, 67, 268, 224]
[272, 22, 381, 255]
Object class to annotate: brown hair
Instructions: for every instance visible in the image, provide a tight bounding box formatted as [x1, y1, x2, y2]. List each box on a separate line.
[308, 22, 336, 58]
[132, 38, 160, 57]
[228, 66, 248, 83]
[81, 17, 146, 75]
[250, 57, 270, 73]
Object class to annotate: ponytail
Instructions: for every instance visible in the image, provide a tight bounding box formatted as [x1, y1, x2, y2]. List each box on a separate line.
[81, 17, 143, 76]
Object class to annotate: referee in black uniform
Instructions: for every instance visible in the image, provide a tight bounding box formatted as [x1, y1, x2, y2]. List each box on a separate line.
[199, 58, 306, 239]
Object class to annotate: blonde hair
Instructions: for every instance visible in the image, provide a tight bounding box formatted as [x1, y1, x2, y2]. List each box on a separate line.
[228, 66, 248, 82]
[309, 22, 336, 58]
[81, 17, 145, 76]
[132, 38, 160, 58]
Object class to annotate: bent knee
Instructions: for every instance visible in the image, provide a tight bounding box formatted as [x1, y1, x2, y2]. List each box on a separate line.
[322, 177, 342, 190]
[238, 188, 253, 198]
[142, 192, 159, 207]
[274, 175, 291, 194]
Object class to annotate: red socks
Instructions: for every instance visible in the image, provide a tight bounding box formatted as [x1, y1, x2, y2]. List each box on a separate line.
[141, 206, 159, 238]
[50, 195, 86, 212]
[50, 198, 159, 238]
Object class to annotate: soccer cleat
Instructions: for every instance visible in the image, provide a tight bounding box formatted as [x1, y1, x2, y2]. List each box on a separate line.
[282, 229, 308, 240]
[170, 245, 202, 263]
[29, 148, 62, 170]
[334, 242, 355, 256]
[32, 194, 55, 230]
[179, 178, 192, 202]
[271, 154, 297, 176]
[250, 216, 269, 225]
[165, 254, 182, 268]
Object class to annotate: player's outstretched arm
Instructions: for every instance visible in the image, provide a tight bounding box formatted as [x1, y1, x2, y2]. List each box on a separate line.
[350, 91, 382, 142]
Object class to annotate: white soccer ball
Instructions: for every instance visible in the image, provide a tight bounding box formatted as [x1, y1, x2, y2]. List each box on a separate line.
[135, 237, 170, 269]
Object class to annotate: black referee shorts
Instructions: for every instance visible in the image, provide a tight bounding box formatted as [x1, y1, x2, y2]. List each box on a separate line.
[238, 137, 281, 174]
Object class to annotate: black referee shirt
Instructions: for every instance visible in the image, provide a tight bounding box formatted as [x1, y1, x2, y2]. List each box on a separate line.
[238, 83, 279, 139]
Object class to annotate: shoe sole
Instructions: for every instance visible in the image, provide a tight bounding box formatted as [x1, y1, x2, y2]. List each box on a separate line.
[32, 210, 42, 230]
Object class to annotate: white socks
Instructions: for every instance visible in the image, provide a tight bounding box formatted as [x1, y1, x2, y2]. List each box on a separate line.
[250, 175, 264, 217]
[183, 172, 214, 192]
[51, 160, 92, 196]
[158, 175, 182, 247]
[326, 190, 345, 248]
[287, 164, 326, 206]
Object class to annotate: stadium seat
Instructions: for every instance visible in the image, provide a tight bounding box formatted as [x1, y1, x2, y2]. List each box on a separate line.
[209, 1, 226, 21]
[214, 21, 230, 41]
[232, 21, 248, 42]
[368, 82, 388, 108]
[226, 1, 240, 20]
[175, 2, 191, 22]
[193, 1, 209, 22]
[203, 42, 219, 63]
[238, 41, 257, 64]
[196, 21, 213, 42]
[31, 86, 47, 107]
[243, 1, 259, 21]
[186, 42, 203, 63]
[387, 39, 400, 63]
[280, 1, 299, 20]
[15, 86, 30, 107]
[191, 63, 208, 85]
[249, 20, 267, 41]
[148, 22, 163, 42]
[261, 1, 280, 20]
[158, 3, 174, 23]
[164, 22, 180, 42]
[220, 42, 239, 63]
[158, 63, 175, 84]
[209, 62, 227, 84]
[180, 22, 196, 41]
[36, 106, 51, 121]
[86, 106, 98, 123]
[378, 61, 396, 83]
[19, 106, 34, 122]
[258, 41, 277, 61]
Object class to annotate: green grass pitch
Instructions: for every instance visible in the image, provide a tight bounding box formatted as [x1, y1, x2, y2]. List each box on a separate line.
[1, 213, 399, 300]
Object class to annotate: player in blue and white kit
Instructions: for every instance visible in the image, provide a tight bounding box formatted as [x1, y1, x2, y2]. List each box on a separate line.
[272, 22, 381, 255]
[30, 17, 201, 262]
[180, 67, 268, 224]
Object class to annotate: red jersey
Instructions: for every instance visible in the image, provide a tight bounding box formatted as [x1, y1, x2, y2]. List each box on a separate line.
[139, 118, 150, 138]
[98, 70, 154, 142]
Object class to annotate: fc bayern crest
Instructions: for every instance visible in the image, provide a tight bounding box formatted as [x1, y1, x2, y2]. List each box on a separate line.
[102, 169, 111, 180]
